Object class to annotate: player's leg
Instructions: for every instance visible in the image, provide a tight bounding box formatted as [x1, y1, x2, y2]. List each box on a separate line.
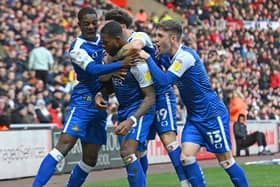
[156, 92, 189, 186]
[137, 124, 157, 175]
[216, 151, 248, 187]
[160, 131, 190, 187]
[120, 111, 154, 187]
[33, 106, 82, 187]
[121, 139, 145, 187]
[66, 109, 107, 187]
[181, 123, 206, 187]
[33, 134, 77, 187]
[66, 143, 102, 187]
[213, 115, 249, 187]
[136, 142, 149, 175]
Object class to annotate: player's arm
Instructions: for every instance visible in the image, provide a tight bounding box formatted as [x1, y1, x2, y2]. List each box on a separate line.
[115, 62, 155, 135]
[69, 48, 124, 76]
[139, 50, 195, 86]
[133, 85, 155, 119]
[95, 79, 114, 110]
[111, 32, 149, 61]
[128, 61, 155, 119]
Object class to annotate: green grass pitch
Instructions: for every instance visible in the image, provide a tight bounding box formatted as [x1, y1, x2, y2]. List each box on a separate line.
[83, 164, 280, 187]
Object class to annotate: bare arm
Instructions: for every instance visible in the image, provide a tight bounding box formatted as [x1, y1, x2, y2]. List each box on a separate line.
[115, 85, 155, 136]
[132, 85, 155, 119]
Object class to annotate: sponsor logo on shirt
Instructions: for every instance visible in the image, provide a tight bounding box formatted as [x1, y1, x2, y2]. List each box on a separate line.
[172, 60, 182, 71]
[144, 71, 152, 81]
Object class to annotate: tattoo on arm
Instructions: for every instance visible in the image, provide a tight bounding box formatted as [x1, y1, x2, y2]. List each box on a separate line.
[133, 85, 155, 119]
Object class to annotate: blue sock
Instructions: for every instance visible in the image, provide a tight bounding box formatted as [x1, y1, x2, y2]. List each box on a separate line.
[140, 154, 149, 175]
[168, 146, 187, 182]
[66, 162, 90, 187]
[225, 163, 249, 187]
[126, 159, 146, 187]
[182, 159, 206, 187]
[32, 154, 58, 187]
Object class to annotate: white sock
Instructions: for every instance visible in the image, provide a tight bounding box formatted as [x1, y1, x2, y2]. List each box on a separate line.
[259, 146, 264, 152]
[181, 179, 191, 187]
[49, 148, 64, 162]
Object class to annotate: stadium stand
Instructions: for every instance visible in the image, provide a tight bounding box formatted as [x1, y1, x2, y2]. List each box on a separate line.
[0, 0, 279, 130]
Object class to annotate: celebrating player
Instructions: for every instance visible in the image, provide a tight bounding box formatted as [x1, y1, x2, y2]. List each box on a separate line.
[99, 21, 156, 187]
[131, 20, 249, 187]
[33, 7, 127, 187]
[100, 9, 189, 186]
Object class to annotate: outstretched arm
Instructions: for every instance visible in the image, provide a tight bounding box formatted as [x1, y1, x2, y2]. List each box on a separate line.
[137, 50, 177, 86]
[70, 49, 123, 76]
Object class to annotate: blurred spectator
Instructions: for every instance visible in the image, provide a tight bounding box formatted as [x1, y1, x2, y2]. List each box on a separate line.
[0, 92, 10, 130]
[233, 114, 273, 156]
[35, 99, 52, 123]
[229, 90, 247, 123]
[10, 104, 29, 124]
[47, 100, 63, 129]
[28, 35, 54, 85]
[135, 9, 148, 23]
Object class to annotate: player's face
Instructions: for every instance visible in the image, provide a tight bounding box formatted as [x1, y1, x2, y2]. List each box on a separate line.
[154, 29, 172, 55]
[101, 33, 120, 56]
[79, 14, 98, 41]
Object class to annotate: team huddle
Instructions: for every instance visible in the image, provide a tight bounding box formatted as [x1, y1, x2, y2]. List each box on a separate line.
[32, 7, 249, 187]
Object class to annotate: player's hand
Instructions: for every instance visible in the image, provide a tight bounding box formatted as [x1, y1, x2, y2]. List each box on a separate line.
[114, 119, 134, 136]
[121, 53, 139, 67]
[138, 50, 150, 60]
[95, 94, 107, 110]
[112, 68, 128, 80]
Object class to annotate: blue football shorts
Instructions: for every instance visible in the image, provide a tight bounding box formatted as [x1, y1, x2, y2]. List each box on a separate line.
[118, 106, 155, 147]
[181, 113, 232, 153]
[62, 106, 107, 144]
[147, 92, 177, 140]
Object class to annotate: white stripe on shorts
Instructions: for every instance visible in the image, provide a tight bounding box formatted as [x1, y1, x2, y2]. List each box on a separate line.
[217, 116, 230, 151]
[63, 107, 76, 133]
[136, 116, 144, 141]
[165, 93, 175, 131]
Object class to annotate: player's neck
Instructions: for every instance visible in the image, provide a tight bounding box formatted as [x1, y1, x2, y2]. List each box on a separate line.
[170, 42, 181, 56]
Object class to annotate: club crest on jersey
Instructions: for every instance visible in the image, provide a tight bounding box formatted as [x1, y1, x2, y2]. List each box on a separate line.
[71, 124, 80, 132]
[172, 60, 182, 71]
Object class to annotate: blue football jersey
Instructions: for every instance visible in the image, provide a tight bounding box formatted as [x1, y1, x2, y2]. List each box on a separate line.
[69, 34, 104, 107]
[128, 32, 173, 96]
[168, 45, 228, 122]
[112, 62, 153, 112]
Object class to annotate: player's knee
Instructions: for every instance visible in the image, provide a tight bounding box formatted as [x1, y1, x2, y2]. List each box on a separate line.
[120, 146, 134, 158]
[55, 135, 77, 155]
[219, 157, 235, 169]
[122, 154, 138, 165]
[82, 155, 98, 167]
[181, 156, 196, 166]
[165, 141, 179, 152]
[79, 160, 95, 173]
[138, 151, 147, 158]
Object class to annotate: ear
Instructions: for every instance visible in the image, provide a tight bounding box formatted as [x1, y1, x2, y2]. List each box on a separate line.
[170, 34, 177, 43]
[121, 24, 127, 31]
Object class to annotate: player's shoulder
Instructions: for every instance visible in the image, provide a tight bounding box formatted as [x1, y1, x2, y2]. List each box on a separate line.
[175, 46, 196, 62]
[130, 31, 151, 40]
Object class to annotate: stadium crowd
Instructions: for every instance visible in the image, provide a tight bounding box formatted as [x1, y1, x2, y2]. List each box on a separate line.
[0, 0, 279, 129]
